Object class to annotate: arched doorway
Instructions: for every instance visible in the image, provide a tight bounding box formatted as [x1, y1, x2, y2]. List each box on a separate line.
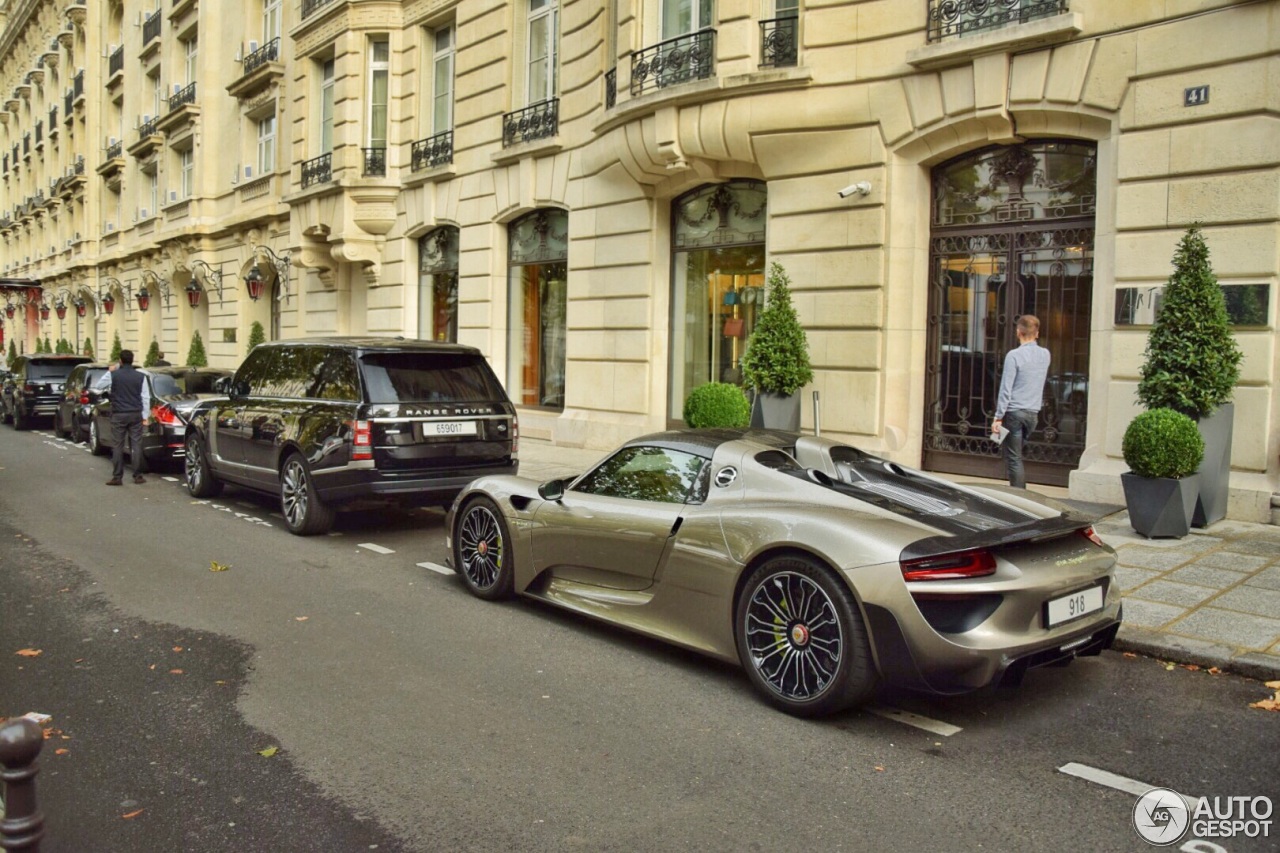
[507, 209, 568, 409]
[923, 141, 1096, 486]
[419, 226, 458, 342]
[668, 180, 767, 423]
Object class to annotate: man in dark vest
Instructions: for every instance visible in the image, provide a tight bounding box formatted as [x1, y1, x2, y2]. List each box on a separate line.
[99, 349, 151, 485]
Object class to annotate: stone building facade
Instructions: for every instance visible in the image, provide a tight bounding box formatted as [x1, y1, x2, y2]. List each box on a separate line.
[0, 0, 1276, 518]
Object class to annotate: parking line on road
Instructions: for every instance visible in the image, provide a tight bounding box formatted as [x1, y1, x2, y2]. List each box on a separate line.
[418, 562, 453, 576]
[358, 543, 395, 555]
[162, 476, 179, 482]
[866, 705, 962, 737]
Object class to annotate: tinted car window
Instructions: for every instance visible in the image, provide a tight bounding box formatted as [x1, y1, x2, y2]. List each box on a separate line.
[150, 375, 183, 396]
[573, 446, 706, 504]
[179, 373, 230, 394]
[265, 347, 329, 398]
[236, 348, 275, 395]
[27, 361, 83, 380]
[359, 352, 505, 403]
[310, 350, 360, 401]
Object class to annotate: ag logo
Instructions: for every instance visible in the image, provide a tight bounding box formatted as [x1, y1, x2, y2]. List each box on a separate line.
[1133, 788, 1190, 845]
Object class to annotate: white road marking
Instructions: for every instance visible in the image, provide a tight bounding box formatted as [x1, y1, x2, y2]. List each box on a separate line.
[418, 561, 454, 576]
[162, 476, 179, 482]
[866, 705, 962, 737]
[1058, 762, 1200, 810]
[358, 543, 395, 555]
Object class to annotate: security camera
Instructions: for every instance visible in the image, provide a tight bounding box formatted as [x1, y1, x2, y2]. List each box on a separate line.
[837, 182, 872, 198]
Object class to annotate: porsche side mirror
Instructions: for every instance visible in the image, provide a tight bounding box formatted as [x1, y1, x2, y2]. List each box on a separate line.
[538, 479, 565, 502]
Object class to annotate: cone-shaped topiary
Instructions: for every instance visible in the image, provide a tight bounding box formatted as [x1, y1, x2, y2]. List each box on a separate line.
[109, 331, 123, 362]
[7, 339, 16, 367]
[248, 321, 266, 354]
[740, 262, 814, 396]
[1137, 226, 1242, 417]
[683, 382, 751, 428]
[1122, 408, 1205, 480]
[144, 339, 162, 367]
[83, 337, 95, 359]
[186, 330, 208, 367]
[42, 335, 51, 353]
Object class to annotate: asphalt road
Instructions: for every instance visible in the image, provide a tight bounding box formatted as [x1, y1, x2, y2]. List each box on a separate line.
[1, 425, 1276, 852]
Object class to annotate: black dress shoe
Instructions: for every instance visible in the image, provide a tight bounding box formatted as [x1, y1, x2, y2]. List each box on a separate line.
[106, 478, 122, 486]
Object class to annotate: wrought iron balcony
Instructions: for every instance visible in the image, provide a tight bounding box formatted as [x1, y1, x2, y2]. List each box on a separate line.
[362, 147, 386, 176]
[411, 131, 453, 171]
[109, 45, 124, 77]
[49, 106, 57, 126]
[139, 116, 160, 138]
[106, 140, 122, 160]
[502, 99, 559, 147]
[301, 152, 332, 188]
[605, 68, 616, 109]
[143, 10, 162, 45]
[302, 0, 337, 19]
[74, 156, 85, 175]
[64, 89, 72, 115]
[926, 0, 1068, 43]
[244, 38, 280, 75]
[73, 70, 84, 98]
[34, 122, 42, 145]
[759, 16, 798, 68]
[631, 29, 716, 97]
[169, 82, 196, 111]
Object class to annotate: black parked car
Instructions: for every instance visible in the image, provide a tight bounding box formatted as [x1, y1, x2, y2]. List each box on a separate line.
[2, 354, 93, 430]
[54, 362, 112, 442]
[183, 338, 519, 535]
[89, 366, 235, 466]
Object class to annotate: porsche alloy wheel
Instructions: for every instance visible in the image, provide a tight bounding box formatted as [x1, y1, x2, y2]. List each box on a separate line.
[455, 497, 514, 600]
[737, 556, 876, 717]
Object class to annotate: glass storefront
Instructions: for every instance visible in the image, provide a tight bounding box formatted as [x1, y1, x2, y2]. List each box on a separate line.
[508, 209, 568, 409]
[419, 226, 459, 343]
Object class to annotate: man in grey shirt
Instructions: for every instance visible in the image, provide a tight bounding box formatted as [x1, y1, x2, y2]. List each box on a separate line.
[992, 314, 1050, 488]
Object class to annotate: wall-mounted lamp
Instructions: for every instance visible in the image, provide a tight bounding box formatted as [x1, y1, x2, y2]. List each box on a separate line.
[100, 276, 126, 315]
[245, 245, 291, 303]
[74, 297, 86, 318]
[38, 301, 50, 321]
[54, 299, 66, 320]
[188, 259, 224, 307]
[140, 269, 171, 310]
[136, 286, 150, 312]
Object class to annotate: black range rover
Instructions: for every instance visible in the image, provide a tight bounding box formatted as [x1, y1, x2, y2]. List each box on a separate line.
[184, 338, 518, 535]
[2, 354, 93, 430]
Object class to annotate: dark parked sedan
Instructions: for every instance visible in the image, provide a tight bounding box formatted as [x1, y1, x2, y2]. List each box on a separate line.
[54, 362, 112, 442]
[2, 354, 93, 430]
[90, 366, 233, 466]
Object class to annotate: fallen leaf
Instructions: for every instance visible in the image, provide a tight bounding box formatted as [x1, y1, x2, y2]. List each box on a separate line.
[55, 748, 69, 756]
[149, 664, 156, 670]
[257, 746, 278, 758]
[121, 809, 145, 820]
[1122, 652, 1137, 658]
[173, 647, 183, 653]
[1164, 663, 1176, 671]
[294, 616, 309, 622]
[170, 669, 184, 675]
[1249, 699, 1280, 712]
[874, 765, 885, 772]
[1208, 667, 1222, 675]
[58, 587, 70, 593]
[1266, 681, 1280, 689]
[1181, 664, 1200, 672]
[15, 649, 42, 657]
[210, 561, 231, 572]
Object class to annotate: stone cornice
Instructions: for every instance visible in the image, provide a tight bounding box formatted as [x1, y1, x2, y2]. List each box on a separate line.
[0, 0, 42, 65]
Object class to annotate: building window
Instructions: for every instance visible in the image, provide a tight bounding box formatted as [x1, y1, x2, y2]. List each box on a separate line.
[431, 25, 454, 134]
[184, 36, 198, 85]
[257, 115, 276, 175]
[663, 0, 713, 39]
[368, 40, 389, 149]
[263, 0, 282, 42]
[419, 226, 459, 343]
[508, 209, 568, 409]
[179, 148, 193, 199]
[148, 72, 162, 120]
[319, 58, 336, 154]
[668, 180, 767, 420]
[526, 0, 558, 105]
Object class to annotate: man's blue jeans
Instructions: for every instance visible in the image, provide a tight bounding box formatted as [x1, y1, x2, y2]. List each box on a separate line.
[1002, 409, 1039, 488]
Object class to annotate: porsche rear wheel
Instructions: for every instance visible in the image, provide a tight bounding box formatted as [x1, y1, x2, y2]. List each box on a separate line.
[454, 497, 514, 600]
[736, 556, 877, 717]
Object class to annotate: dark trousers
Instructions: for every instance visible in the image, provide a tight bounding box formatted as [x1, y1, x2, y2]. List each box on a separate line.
[1002, 409, 1039, 489]
[110, 411, 146, 480]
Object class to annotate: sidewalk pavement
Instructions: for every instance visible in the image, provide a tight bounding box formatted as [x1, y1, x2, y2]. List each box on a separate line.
[517, 439, 1280, 681]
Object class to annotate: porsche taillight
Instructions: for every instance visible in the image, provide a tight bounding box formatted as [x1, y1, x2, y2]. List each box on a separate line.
[511, 416, 519, 455]
[901, 549, 997, 582]
[1080, 526, 1105, 548]
[350, 419, 372, 460]
[151, 403, 181, 426]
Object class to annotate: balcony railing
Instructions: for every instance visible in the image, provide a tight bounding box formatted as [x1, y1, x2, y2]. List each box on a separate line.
[411, 130, 453, 171]
[106, 140, 122, 160]
[301, 152, 332, 188]
[34, 122, 42, 145]
[926, 0, 1068, 42]
[362, 147, 386, 176]
[169, 82, 196, 111]
[502, 99, 559, 147]
[143, 11, 163, 45]
[243, 37, 280, 75]
[74, 156, 85, 175]
[49, 106, 57, 126]
[139, 116, 160, 138]
[73, 70, 84, 98]
[64, 89, 72, 114]
[759, 16, 798, 68]
[302, 0, 337, 19]
[631, 29, 716, 97]
[605, 68, 616, 109]
[109, 45, 124, 77]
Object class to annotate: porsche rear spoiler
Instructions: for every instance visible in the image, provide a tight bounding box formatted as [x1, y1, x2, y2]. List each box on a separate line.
[899, 512, 1100, 562]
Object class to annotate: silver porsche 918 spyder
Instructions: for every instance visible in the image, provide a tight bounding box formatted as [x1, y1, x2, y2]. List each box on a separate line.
[445, 429, 1122, 717]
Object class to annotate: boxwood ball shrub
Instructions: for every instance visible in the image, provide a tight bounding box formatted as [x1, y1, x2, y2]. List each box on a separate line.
[1122, 408, 1205, 480]
[683, 382, 751, 429]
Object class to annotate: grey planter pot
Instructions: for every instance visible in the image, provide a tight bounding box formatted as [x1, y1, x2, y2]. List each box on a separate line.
[1192, 402, 1233, 528]
[749, 390, 802, 431]
[1121, 471, 1200, 539]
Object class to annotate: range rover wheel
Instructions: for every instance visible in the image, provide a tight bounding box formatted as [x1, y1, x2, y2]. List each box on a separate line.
[54, 412, 69, 438]
[88, 419, 106, 454]
[280, 453, 335, 536]
[736, 555, 877, 718]
[453, 496, 514, 600]
[185, 434, 223, 498]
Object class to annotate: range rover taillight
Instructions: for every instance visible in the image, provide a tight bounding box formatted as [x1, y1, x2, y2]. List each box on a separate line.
[511, 416, 519, 455]
[350, 420, 372, 460]
[79, 393, 90, 405]
[901, 549, 997, 582]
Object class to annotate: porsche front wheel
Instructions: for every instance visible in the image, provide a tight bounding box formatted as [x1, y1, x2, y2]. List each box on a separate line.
[454, 497, 514, 600]
[736, 556, 877, 717]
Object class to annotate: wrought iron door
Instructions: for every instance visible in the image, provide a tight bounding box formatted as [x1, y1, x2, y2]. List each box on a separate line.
[924, 142, 1096, 486]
